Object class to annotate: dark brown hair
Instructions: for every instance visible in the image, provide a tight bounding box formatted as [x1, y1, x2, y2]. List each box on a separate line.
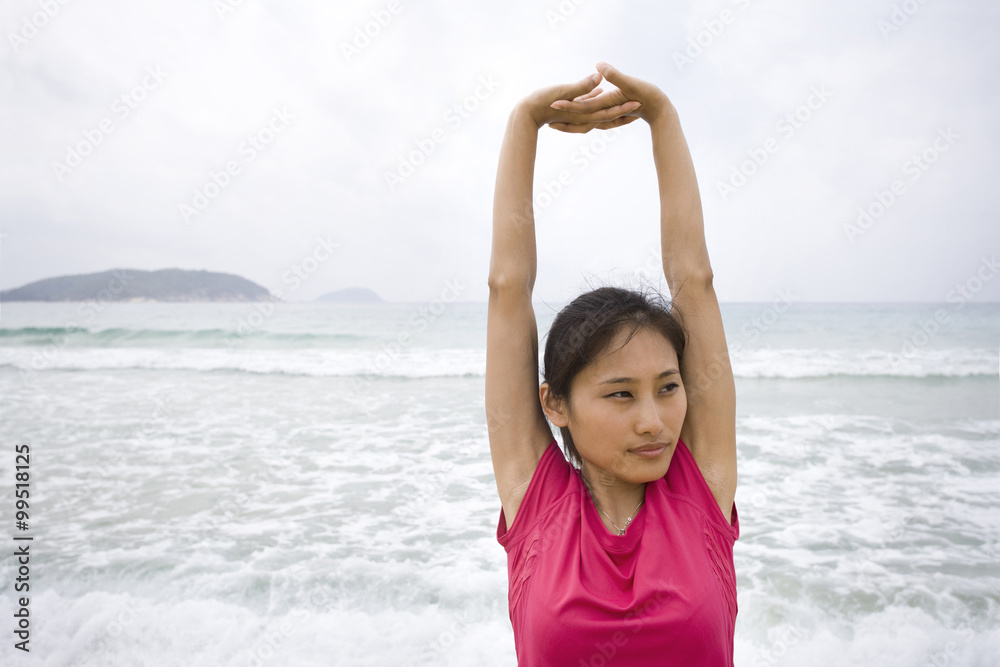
[542, 285, 686, 467]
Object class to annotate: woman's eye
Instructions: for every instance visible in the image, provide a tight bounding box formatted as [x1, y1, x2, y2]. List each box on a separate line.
[661, 383, 679, 392]
[607, 391, 632, 398]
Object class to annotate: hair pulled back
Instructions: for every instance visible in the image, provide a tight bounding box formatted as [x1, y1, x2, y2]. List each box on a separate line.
[542, 285, 686, 468]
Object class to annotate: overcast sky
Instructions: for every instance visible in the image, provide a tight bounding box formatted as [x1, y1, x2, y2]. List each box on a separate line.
[1, 0, 998, 303]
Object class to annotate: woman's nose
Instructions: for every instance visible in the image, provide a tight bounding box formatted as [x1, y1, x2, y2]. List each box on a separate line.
[634, 395, 664, 435]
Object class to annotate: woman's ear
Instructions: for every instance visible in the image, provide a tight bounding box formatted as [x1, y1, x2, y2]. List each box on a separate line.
[539, 382, 570, 428]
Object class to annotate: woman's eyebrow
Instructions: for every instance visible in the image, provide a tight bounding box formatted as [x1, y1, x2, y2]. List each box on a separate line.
[598, 369, 679, 385]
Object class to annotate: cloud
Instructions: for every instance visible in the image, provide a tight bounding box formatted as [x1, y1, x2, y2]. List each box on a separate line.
[1, 0, 997, 302]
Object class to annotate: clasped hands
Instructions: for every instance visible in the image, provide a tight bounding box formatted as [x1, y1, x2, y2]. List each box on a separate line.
[519, 62, 671, 134]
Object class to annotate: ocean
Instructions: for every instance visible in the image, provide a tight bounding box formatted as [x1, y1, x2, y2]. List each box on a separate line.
[0, 300, 997, 666]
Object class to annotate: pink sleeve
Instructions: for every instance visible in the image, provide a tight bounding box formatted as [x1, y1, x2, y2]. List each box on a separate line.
[667, 438, 740, 623]
[667, 438, 739, 540]
[496, 438, 573, 549]
[495, 438, 576, 619]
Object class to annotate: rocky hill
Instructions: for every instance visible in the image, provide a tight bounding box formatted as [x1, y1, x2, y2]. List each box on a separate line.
[0, 269, 273, 302]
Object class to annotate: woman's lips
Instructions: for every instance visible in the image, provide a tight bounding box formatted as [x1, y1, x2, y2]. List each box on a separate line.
[629, 442, 669, 458]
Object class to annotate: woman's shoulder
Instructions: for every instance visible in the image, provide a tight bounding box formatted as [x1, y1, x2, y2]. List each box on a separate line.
[659, 438, 739, 538]
[497, 438, 580, 547]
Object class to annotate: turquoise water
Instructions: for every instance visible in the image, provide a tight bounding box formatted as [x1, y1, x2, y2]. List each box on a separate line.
[0, 301, 997, 666]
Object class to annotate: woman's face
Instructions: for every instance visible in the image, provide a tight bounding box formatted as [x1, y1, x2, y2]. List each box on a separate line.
[564, 326, 688, 487]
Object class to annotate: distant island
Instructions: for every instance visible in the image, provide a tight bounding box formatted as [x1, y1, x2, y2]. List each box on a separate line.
[315, 287, 383, 304]
[0, 269, 272, 302]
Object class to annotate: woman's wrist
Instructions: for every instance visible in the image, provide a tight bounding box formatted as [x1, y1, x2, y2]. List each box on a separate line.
[642, 91, 675, 127]
[511, 98, 547, 131]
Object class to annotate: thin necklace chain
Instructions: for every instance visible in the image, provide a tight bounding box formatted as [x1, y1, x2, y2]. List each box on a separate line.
[583, 478, 644, 536]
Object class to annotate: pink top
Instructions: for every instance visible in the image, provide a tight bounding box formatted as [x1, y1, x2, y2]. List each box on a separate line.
[497, 438, 739, 666]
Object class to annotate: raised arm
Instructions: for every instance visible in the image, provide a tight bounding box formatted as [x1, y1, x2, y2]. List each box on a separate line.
[649, 90, 737, 524]
[486, 100, 553, 532]
[487, 75, 640, 530]
[551, 63, 737, 522]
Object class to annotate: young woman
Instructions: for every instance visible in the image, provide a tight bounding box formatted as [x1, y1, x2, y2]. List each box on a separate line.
[486, 63, 739, 666]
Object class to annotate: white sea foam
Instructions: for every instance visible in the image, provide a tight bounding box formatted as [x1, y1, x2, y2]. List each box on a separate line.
[0, 590, 994, 667]
[0, 589, 515, 667]
[1, 303, 997, 665]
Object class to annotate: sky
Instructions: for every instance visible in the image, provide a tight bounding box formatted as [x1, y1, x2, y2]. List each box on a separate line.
[1, 0, 998, 304]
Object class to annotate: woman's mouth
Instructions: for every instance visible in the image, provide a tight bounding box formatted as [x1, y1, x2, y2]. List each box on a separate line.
[628, 442, 669, 458]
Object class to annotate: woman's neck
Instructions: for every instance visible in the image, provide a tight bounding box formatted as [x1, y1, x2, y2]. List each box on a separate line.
[580, 464, 647, 534]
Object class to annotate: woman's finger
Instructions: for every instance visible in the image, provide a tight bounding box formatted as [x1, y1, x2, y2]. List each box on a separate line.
[595, 62, 633, 91]
[551, 91, 633, 114]
[547, 101, 640, 132]
[595, 115, 640, 130]
[571, 100, 641, 121]
[548, 121, 597, 134]
[557, 72, 602, 103]
[572, 87, 604, 103]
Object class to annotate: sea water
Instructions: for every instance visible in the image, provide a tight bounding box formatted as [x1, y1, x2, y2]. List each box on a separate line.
[0, 301, 997, 666]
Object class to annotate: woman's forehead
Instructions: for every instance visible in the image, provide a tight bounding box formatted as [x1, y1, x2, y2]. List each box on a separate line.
[580, 327, 679, 379]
